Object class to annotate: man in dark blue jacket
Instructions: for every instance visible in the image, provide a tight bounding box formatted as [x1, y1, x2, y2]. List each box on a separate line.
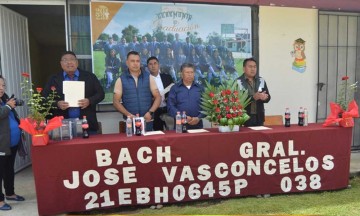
[167, 63, 205, 129]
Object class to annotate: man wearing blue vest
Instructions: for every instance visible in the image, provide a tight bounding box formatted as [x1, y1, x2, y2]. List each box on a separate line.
[113, 51, 161, 131]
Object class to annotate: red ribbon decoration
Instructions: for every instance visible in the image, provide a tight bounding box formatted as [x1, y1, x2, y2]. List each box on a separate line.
[323, 100, 359, 127]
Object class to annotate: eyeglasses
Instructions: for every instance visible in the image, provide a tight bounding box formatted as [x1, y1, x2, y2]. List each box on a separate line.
[61, 59, 77, 63]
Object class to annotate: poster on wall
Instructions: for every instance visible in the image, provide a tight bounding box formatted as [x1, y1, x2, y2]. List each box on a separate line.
[90, 1, 252, 103]
[290, 38, 306, 73]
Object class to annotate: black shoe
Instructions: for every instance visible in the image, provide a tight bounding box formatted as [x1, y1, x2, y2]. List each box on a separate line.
[6, 195, 25, 201]
[0, 203, 11, 211]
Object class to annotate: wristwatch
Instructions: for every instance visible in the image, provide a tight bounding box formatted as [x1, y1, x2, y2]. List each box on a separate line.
[149, 111, 154, 118]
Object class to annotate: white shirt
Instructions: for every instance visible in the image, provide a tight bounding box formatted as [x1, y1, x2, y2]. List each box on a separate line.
[152, 72, 166, 108]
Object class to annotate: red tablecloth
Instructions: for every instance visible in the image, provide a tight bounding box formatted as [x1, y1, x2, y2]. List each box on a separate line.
[32, 124, 352, 215]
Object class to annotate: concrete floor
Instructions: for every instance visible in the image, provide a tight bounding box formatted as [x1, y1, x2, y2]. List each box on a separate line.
[2, 152, 360, 216]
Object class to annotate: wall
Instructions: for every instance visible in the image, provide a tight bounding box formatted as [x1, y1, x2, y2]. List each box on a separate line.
[259, 6, 318, 124]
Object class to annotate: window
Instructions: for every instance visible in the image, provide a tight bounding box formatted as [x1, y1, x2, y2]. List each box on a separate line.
[67, 0, 92, 72]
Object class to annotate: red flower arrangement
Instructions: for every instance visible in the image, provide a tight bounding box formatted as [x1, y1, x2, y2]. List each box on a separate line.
[323, 76, 358, 127]
[19, 72, 62, 146]
[201, 81, 251, 130]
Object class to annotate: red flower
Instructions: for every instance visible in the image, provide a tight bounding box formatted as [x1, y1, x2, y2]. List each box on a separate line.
[225, 89, 231, 95]
[226, 114, 232, 119]
[209, 92, 215, 98]
[238, 105, 243, 109]
[213, 99, 219, 105]
[51, 86, 56, 91]
[36, 87, 43, 93]
[217, 115, 222, 120]
[215, 107, 221, 113]
[238, 111, 243, 116]
[221, 90, 226, 96]
[232, 106, 237, 111]
[223, 98, 228, 103]
[225, 106, 230, 112]
[232, 113, 237, 117]
[342, 76, 349, 80]
[233, 90, 238, 96]
[21, 72, 30, 78]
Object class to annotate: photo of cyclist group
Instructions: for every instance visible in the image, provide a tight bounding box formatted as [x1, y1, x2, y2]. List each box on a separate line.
[91, 1, 252, 103]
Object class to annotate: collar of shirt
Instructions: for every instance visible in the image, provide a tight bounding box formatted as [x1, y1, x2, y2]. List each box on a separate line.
[63, 69, 80, 81]
[177, 80, 200, 88]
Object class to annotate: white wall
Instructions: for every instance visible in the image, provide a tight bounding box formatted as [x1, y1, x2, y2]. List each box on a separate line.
[259, 6, 318, 124]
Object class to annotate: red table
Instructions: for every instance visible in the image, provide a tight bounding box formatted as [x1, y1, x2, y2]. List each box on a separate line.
[32, 124, 352, 215]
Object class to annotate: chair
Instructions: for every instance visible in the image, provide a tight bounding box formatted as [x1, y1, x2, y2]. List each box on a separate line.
[160, 113, 175, 131]
[97, 122, 103, 134]
[119, 121, 126, 133]
[264, 115, 283, 126]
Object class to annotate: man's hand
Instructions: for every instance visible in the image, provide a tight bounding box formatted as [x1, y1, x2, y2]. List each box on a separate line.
[144, 112, 153, 122]
[253, 91, 269, 101]
[78, 98, 90, 109]
[188, 117, 200, 125]
[57, 101, 69, 110]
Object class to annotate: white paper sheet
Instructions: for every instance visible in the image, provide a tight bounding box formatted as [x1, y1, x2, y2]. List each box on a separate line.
[186, 129, 209, 133]
[144, 131, 165, 136]
[63, 81, 85, 107]
[248, 126, 272, 130]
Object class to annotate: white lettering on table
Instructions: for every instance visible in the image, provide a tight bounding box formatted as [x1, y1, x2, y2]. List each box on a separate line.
[118, 188, 131, 205]
[123, 166, 137, 183]
[96, 149, 112, 167]
[322, 155, 334, 170]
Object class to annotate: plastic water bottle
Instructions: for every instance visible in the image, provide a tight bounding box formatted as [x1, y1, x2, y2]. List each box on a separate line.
[126, 115, 133, 137]
[298, 107, 304, 126]
[181, 111, 187, 133]
[176, 111, 182, 133]
[82, 115, 89, 138]
[135, 114, 142, 136]
[303, 108, 308, 126]
[285, 108, 291, 127]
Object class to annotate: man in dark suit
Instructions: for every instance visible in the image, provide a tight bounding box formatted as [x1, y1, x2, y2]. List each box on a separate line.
[237, 58, 271, 126]
[147, 56, 174, 131]
[42, 51, 105, 133]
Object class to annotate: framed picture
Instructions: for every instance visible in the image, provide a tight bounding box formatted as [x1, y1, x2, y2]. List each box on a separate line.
[91, 1, 252, 103]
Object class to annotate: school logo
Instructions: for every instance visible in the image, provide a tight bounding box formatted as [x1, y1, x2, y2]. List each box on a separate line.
[95, 5, 110, 20]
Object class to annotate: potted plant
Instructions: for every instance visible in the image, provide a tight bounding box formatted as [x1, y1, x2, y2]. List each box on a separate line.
[19, 72, 63, 145]
[323, 76, 358, 127]
[201, 80, 251, 132]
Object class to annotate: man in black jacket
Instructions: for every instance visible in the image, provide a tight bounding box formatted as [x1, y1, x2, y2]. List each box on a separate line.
[147, 56, 174, 131]
[42, 51, 105, 133]
[237, 58, 271, 126]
